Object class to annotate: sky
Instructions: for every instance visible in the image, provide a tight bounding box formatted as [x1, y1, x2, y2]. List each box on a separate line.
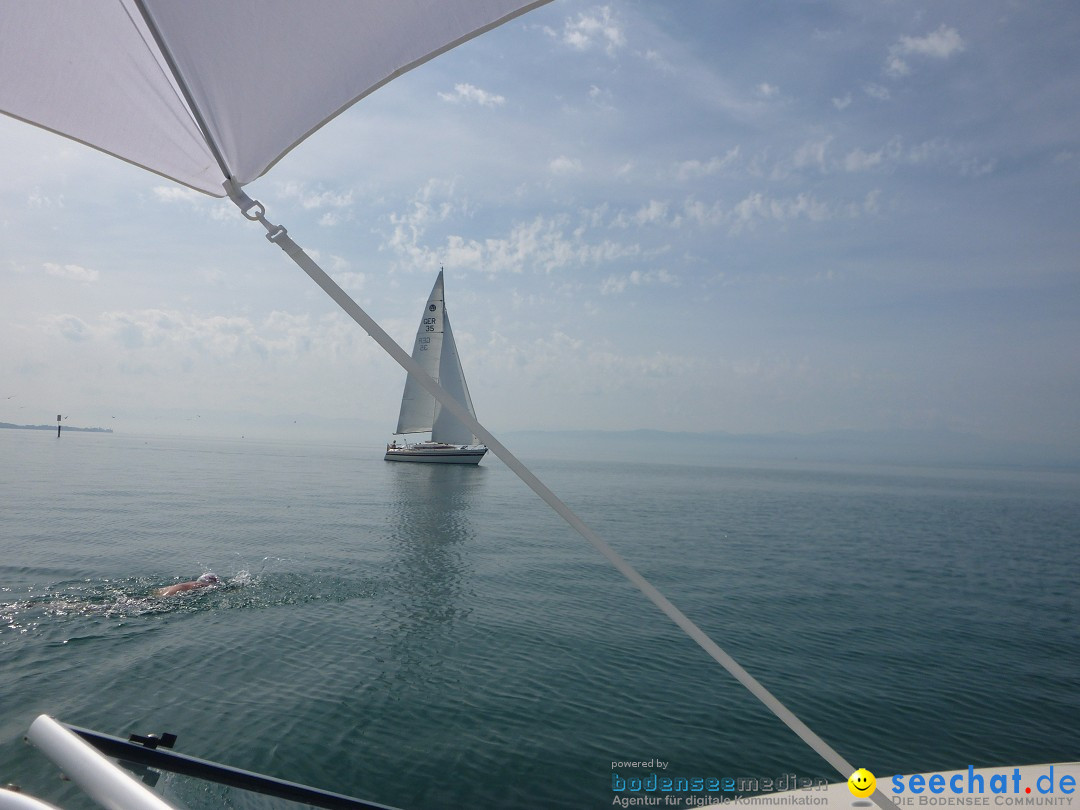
[2, 1, 1079, 455]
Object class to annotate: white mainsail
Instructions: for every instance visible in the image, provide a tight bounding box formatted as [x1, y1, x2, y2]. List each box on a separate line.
[395, 271, 479, 445]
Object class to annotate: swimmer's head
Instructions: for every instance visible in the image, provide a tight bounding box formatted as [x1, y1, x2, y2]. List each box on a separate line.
[197, 573, 220, 584]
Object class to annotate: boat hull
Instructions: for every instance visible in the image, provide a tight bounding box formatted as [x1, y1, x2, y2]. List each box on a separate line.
[384, 444, 487, 464]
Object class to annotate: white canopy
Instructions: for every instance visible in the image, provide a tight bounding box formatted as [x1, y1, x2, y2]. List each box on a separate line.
[0, 0, 550, 195]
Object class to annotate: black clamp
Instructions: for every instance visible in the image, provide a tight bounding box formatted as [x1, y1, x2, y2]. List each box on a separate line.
[127, 732, 177, 750]
[122, 732, 177, 788]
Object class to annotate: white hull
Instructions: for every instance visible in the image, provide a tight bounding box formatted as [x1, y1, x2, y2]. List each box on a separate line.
[384, 443, 487, 464]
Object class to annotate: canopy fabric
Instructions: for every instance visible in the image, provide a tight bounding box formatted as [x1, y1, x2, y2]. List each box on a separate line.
[0, 0, 550, 196]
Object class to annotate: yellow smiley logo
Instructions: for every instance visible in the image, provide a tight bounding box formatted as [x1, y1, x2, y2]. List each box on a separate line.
[848, 768, 876, 797]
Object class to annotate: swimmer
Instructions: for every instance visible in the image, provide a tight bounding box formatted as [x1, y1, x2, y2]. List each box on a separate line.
[154, 572, 220, 597]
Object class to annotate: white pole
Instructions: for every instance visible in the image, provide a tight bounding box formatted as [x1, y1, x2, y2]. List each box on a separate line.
[0, 789, 63, 810]
[25, 716, 177, 810]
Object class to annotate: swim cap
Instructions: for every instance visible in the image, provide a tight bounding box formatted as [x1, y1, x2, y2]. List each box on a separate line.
[197, 573, 220, 584]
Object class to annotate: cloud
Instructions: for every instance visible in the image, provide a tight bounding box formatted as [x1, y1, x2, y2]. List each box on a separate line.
[675, 147, 741, 181]
[335, 272, 367, 292]
[459, 217, 569, 275]
[841, 136, 993, 178]
[792, 138, 832, 172]
[552, 5, 626, 57]
[437, 83, 506, 107]
[600, 268, 678, 295]
[584, 348, 695, 382]
[886, 24, 965, 78]
[88, 308, 366, 364]
[152, 184, 234, 220]
[959, 157, 997, 178]
[27, 189, 64, 209]
[152, 186, 204, 204]
[860, 189, 882, 216]
[43, 263, 99, 282]
[475, 217, 579, 275]
[484, 328, 694, 397]
[330, 256, 367, 292]
[276, 182, 354, 210]
[863, 82, 891, 101]
[587, 83, 615, 110]
[756, 83, 780, 99]
[642, 48, 674, 74]
[387, 204, 643, 278]
[729, 192, 831, 234]
[681, 198, 725, 229]
[842, 140, 901, 172]
[381, 179, 646, 275]
[678, 181, 890, 235]
[549, 155, 583, 176]
[49, 314, 91, 342]
[387, 178, 460, 256]
[608, 199, 671, 229]
[632, 200, 668, 226]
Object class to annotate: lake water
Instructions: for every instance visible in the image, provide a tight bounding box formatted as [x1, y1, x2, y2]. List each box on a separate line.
[1, 429, 1078, 809]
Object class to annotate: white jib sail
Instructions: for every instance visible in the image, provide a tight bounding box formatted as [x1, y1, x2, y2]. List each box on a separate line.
[433, 313, 479, 445]
[395, 271, 478, 444]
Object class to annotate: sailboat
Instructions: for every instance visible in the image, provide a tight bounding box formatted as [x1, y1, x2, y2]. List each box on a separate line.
[384, 271, 488, 464]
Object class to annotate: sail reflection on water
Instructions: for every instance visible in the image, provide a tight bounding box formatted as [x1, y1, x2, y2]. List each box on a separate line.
[382, 463, 486, 678]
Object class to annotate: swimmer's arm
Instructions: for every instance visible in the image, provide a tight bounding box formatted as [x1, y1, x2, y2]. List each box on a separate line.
[154, 582, 198, 597]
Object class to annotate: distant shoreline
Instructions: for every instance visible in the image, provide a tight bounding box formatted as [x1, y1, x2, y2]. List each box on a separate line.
[0, 422, 113, 434]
